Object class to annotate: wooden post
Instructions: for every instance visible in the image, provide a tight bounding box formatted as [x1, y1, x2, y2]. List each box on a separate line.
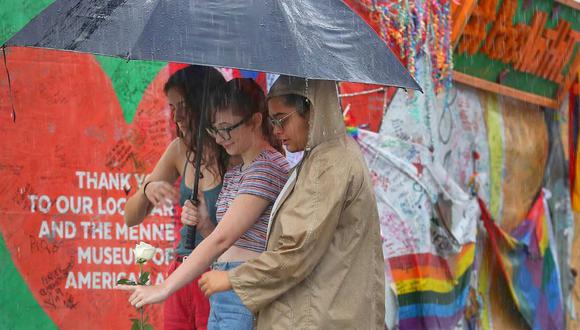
[453, 71, 559, 109]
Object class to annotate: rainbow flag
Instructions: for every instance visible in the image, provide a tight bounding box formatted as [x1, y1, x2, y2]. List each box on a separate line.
[389, 243, 475, 329]
[478, 192, 564, 330]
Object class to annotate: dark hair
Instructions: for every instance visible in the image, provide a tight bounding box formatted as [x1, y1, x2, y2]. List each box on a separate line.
[210, 78, 283, 153]
[279, 94, 310, 117]
[164, 65, 229, 178]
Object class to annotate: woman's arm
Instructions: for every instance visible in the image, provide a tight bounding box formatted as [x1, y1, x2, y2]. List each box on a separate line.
[123, 139, 181, 227]
[120, 193, 270, 307]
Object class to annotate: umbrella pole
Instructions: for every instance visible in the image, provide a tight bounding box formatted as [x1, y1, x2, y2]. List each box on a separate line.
[183, 106, 207, 251]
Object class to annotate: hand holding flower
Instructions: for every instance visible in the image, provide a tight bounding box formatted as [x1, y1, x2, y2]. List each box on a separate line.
[115, 241, 157, 329]
[117, 283, 171, 308]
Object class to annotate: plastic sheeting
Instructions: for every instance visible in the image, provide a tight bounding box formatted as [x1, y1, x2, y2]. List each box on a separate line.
[358, 130, 479, 329]
[356, 55, 485, 329]
[544, 108, 576, 323]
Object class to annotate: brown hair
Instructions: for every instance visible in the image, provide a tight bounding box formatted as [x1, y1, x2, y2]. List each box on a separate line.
[210, 78, 283, 153]
[164, 65, 229, 178]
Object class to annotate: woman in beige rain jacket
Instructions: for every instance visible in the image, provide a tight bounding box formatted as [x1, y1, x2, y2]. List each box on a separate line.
[200, 76, 385, 329]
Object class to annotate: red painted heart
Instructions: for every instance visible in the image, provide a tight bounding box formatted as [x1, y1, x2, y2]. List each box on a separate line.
[0, 47, 174, 329]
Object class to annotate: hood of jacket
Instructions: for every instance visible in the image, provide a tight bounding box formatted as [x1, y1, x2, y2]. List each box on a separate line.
[267, 76, 346, 151]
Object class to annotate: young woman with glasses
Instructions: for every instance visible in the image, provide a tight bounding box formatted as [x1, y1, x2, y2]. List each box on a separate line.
[199, 77, 385, 329]
[120, 78, 290, 330]
[123, 65, 228, 330]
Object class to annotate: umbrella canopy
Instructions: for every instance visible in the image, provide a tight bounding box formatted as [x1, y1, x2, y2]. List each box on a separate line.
[5, 0, 421, 91]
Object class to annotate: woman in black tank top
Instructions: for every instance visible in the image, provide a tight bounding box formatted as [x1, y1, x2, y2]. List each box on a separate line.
[122, 65, 228, 330]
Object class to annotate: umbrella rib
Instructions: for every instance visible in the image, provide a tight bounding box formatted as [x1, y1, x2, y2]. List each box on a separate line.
[125, 0, 165, 61]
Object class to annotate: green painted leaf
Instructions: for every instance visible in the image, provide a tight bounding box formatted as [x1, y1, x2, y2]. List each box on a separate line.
[0, 234, 58, 329]
[0, 0, 54, 44]
[95, 56, 165, 123]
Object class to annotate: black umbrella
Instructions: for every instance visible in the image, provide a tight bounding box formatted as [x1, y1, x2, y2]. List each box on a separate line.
[5, 0, 421, 90]
[5, 0, 422, 249]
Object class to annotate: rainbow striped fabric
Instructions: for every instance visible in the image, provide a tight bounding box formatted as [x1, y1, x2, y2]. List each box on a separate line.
[389, 243, 476, 329]
[478, 191, 564, 330]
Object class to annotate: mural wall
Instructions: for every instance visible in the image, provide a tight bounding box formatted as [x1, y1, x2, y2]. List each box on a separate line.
[1, 1, 578, 330]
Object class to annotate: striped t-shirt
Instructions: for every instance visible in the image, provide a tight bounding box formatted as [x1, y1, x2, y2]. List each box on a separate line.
[216, 149, 290, 253]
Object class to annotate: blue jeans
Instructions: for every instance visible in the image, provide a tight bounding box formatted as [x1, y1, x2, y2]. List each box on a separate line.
[207, 261, 254, 330]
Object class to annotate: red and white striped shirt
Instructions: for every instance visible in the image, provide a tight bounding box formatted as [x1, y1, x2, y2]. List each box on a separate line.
[216, 149, 290, 253]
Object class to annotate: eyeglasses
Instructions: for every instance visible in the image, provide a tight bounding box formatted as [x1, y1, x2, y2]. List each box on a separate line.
[268, 110, 296, 129]
[206, 116, 251, 141]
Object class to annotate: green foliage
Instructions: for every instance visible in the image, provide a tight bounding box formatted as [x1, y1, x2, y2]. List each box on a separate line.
[139, 272, 150, 285]
[117, 279, 137, 285]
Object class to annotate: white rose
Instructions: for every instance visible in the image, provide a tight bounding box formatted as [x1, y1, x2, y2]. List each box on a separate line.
[133, 242, 156, 263]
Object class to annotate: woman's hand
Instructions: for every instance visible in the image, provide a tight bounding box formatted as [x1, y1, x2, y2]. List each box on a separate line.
[143, 181, 178, 207]
[116, 284, 170, 308]
[181, 193, 210, 227]
[199, 270, 232, 297]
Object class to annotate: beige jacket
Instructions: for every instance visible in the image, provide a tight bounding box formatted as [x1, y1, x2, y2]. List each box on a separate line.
[229, 77, 385, 329]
